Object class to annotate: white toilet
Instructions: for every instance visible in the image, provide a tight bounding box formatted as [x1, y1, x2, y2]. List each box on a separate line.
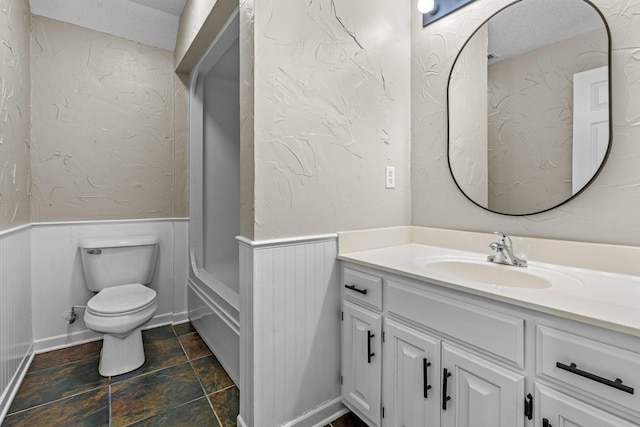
[79, 235, 159, 377]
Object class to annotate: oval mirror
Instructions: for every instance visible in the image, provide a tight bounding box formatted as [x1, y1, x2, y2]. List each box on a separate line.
[447, 0, 611, 215]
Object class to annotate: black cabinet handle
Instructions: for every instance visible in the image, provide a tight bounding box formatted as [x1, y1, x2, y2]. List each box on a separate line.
[524, 393, 533, 420]
[367, 331, 375, 363]
[542, 418, 552, 427]
[345, 284, 367, 295]
[423, 358, 432, 398]
[442, 368, 451, 410]
[556, 362, 635, 395]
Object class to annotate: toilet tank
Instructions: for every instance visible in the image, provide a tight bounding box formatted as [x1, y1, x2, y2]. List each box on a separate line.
[79, 235, 159, 292]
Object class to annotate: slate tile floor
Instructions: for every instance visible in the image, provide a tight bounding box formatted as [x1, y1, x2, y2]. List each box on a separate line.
[4, 323, 236, 426]
[3, 322, 362, 427]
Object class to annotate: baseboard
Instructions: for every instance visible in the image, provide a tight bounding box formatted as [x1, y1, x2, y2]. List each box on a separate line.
[33, 328, 103, 353]
[0, 343, 34, 423]
[142, 312, 173, 330]
[33, 312, 174, 353]
[237, 415, 248, 427]
[281, 397, 347, 427]
[172, 311, 189, 324]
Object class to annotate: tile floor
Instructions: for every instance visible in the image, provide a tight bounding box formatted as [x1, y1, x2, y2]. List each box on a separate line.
[3, 323, 364, 427]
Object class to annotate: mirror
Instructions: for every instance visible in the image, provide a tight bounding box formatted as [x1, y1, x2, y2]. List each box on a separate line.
[447, 0, 611, 215]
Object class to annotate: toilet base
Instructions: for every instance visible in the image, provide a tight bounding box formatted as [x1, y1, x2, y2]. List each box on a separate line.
[98, 327, 145, 377]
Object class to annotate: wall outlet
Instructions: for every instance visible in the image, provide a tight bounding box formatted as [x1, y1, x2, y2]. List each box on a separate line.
[385, 166, 396, 189]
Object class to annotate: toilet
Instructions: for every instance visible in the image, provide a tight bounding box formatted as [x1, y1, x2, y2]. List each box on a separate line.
[79, 235, 159, 377]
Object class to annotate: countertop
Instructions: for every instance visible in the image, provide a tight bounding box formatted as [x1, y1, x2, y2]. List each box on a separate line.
[338, 241, 640, 337]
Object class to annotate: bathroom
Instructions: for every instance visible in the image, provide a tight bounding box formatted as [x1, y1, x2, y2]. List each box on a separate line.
[1, 0, 640, 425]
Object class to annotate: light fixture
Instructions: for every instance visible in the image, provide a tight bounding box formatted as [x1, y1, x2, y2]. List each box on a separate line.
[420, 0, 475, 27]
[417, 0, 437, 14]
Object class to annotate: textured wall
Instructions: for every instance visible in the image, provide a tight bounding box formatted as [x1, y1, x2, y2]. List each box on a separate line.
[252, 0, 411, 240]
[487, 30, 607, 214]
[174, 73, 190, 218]
[175, 0, 216, 67]
[239, 0, 255, 240]
[412, 0, 640, 246]
[174, 0, 236, 73]
[449, 24, 489, 208]
[30, 16, 187, 221]
[0, 0, 30, 230]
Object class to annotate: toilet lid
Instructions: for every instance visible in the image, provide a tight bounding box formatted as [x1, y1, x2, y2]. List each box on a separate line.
[87, 283, 157, 315]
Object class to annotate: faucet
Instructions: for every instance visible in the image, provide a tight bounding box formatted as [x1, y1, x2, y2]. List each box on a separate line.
[487, 232, 527, 267]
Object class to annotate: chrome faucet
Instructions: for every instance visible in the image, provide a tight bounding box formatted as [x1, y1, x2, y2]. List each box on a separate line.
[487, 232, 527, 267]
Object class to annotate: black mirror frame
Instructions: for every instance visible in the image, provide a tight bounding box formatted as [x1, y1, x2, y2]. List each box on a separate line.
[445, 0, 613, 216]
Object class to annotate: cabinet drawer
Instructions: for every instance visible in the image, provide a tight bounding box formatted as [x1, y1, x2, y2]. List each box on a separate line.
[537, 325, 640, 413]
[343, 267, 382, 311]
[536, 383, 638, 427]
[387, 280, 524, 367]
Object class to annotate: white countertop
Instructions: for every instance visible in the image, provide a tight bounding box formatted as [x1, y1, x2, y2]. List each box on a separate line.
[338, 241, 640, 337]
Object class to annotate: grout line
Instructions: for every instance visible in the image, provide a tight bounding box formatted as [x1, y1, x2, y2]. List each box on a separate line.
[26, 353, 102, 375]
[187, 357, 210, 398]
[206, 393, 224, 427]
[109, 360, 194, 390]
[177, 333, 190, 360]
[208, 384, 236, 396]
[120, 396, 207, 427]
[108, 383, 112, 427]
[5, 385, 108, 417]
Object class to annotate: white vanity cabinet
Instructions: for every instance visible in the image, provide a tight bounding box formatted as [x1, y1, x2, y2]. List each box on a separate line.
[341, 267, 384, 426]
[382, 319, 441, 426]
[441, 343, 525, 427]
[340, 261, 640, 427]
[381, 320, 525, 427]
[341, 264, 526, 427]
[342, 300, 382, 426]
[536, 384, 639, 427]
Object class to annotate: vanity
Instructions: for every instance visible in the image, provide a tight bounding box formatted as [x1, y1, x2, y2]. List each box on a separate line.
[338, 227, 640, 427]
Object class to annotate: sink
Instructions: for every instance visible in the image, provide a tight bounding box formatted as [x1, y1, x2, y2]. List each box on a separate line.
[421, 258, 581, 289]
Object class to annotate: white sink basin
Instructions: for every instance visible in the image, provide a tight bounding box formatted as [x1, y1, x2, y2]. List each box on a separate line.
[421, 258, 581, 289]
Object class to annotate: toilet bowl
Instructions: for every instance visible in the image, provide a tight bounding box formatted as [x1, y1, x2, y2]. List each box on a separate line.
[84, 283, 158, 376]
[79, 236, 159, 377]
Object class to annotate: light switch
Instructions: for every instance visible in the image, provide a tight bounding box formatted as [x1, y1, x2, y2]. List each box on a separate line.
[385, 166, 395, 189]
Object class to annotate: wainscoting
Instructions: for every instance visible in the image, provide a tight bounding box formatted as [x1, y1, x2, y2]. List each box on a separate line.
[0, 225, 33, 421]
[30, 219, 189, 351]
[238, 234, 344, 427]
[0, 218, 188, 422]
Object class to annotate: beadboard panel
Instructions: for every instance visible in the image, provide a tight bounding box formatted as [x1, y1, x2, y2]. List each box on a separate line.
[239, 241, 254, 427]
[0, 227, 33, 420]
[239, 235, 342, 427]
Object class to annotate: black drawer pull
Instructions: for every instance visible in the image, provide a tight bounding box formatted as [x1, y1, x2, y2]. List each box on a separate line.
[524, 393, 533, 420]
[556, 362, 634, 395]
[367, 331, 375, 363]
[345, 284, 367, 295]
[442, 368, 451, 410]
[542, 418, 552, 427]
[423, 358, 432, 398]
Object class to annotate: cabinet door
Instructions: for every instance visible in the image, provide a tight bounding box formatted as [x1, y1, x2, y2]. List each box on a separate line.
[342, 301, 382, 426]
[537, 384, 639, 427]
[442, 343, 525, 427]
[383, 319, 441, 427]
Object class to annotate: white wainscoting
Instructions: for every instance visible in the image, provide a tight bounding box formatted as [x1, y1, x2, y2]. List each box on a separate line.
[30, 218, 189, 352]
[0, 225, 33, 421]
[238, 234, 344, 427]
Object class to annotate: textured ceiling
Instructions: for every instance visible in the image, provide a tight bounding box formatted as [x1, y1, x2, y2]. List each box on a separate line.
[29, 0, 187, 51]
[128, 0, 186, 16]
[488, 0, 605, 64]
